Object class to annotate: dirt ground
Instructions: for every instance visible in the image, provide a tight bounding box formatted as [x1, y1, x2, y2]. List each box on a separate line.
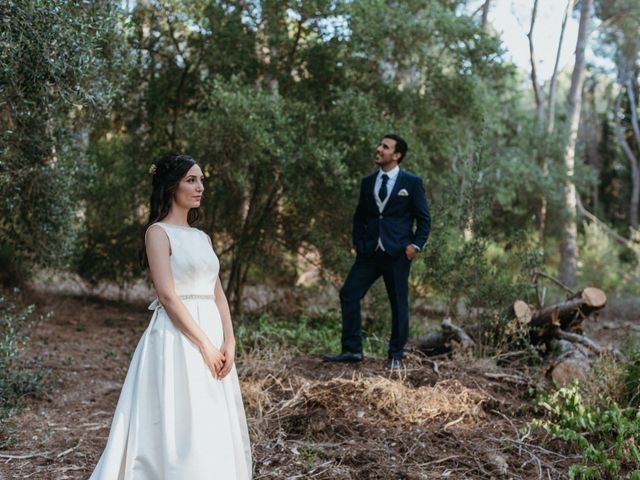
[0, 290, 631, 480]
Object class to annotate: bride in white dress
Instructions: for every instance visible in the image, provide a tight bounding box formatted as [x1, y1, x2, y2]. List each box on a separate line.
[90, 155, 252, 479]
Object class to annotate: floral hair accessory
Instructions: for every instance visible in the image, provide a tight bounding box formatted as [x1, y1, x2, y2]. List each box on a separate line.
[148, 164, 157, 175]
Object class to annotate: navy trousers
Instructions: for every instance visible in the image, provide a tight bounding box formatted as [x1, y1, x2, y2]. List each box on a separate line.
[339, 249, 412, 360]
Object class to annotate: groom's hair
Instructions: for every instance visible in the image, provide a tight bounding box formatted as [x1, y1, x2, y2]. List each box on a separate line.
[383, 133, 408, 163]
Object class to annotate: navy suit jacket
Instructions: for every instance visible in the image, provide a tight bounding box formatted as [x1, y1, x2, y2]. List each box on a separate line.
[352, 169, 431, 257]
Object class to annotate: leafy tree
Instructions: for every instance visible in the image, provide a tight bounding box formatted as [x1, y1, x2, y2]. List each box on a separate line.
[0, 0, 121, 283]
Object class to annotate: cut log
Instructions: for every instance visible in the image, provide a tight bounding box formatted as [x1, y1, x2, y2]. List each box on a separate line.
[512, 300, 533, 324]
[413, 331, 453, 355]
[442, 318, 475, 350]
[529, 287, 606, 343]
[414, 318, 474, 355]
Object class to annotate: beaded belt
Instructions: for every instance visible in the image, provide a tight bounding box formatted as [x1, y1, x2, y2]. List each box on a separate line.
[148, 294, 215, 311]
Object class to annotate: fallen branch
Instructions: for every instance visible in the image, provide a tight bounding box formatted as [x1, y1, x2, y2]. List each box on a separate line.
[0, 452, 52, 461]
[442, 318, 475, 350]
[533, 271, 576, 295]
[483, 372, 530, 386]
[56, 439, 82, 459]
[556, 330, 623, 360]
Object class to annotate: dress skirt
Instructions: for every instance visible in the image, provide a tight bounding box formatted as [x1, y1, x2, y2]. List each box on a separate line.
[90, 297, 252, 480]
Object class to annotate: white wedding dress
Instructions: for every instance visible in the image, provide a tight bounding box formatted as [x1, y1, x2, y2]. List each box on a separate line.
[90, 223, 252, 480]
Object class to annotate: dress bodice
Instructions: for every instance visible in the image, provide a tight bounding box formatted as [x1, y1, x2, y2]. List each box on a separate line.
[149, 223, 219, 296]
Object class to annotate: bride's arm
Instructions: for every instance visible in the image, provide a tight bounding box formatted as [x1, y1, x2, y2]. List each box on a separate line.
[146, 225, 224, 377]
[215, 278, 236, 378]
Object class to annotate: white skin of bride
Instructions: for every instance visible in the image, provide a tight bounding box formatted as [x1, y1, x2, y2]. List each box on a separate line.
[145, 164, 235, 380]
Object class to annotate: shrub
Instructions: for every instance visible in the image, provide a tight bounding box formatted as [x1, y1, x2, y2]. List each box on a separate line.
[0, 293, 50, 426]
[531, 381, 640, 479]
[622, 350, 640, 409]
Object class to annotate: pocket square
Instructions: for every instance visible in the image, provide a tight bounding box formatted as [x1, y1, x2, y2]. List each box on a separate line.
[398, 189, 409, 196]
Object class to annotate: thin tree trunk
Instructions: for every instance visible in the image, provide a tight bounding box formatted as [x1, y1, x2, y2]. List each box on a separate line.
[626, 77, 640, 149]
[547, 0, 575, 133]
[614, 89, 640, 229]
[560, 0, 592, 288]
[481, 0, 491, 30]
[540, 0, 575, 250]
[626, 77, 640, 229]
[528, 0, 544, 129]
[527, 0, 545, 247]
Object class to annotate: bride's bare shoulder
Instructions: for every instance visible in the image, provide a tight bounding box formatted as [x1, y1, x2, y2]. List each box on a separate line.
[145, 224, 171, 255]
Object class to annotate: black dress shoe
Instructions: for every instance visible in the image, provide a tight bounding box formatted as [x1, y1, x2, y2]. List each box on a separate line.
[385, 358, 403, 370]
[322, 351, 364, 363]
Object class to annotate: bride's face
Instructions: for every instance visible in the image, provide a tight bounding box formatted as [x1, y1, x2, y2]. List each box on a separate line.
[174, 164, 204, 209]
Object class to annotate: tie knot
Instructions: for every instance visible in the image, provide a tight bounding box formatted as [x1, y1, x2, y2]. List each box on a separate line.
[381, 174, 389, 183]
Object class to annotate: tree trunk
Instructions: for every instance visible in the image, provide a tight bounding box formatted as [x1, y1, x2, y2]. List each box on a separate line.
[527, 0, 545, 247]
[547, 0, 575, 133]
[481, 0, 491, 30]
[625, 77, 640, 229]
[527, 0, 575, 251]
[559, 0, 592, 288]
[538, 0, 575, 250]
[528, 0, 544, 130]
[614, 91, 640, 230]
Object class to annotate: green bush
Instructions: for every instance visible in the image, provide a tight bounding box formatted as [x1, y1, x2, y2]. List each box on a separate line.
[0, 293, 50, 428]
[531, 382, 640, 479]
[623, 351, 640, 409]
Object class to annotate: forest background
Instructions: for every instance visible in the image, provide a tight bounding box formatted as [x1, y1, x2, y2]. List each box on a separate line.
[3, 0, 640, 310]
[2, 0, 640, 477]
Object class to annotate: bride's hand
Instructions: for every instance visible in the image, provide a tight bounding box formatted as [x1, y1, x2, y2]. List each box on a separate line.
[199, 340, 225, 379]
[218, 340, 236, 379]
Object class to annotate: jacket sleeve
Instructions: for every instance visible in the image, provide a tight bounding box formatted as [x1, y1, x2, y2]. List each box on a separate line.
[352, 178, 367, 249]
[411, 177, 431, 249]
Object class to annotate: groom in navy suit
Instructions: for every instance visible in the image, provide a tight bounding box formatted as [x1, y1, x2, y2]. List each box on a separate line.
[323, 134, 431, 369]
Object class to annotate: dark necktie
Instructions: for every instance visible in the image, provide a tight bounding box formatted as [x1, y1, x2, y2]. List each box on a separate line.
[379, 174, 389, 202]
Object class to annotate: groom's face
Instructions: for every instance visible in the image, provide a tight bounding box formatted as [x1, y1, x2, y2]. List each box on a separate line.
[375, 138, 400, 168]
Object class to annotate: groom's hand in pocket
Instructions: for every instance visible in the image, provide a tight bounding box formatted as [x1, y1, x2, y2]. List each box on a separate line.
[219, 340, 236, 379]
[405, 244, 418, 261]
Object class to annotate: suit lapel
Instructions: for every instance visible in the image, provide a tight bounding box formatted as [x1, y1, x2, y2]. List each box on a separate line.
[366, 173, 378, 208]
[382, 169, 404, 212]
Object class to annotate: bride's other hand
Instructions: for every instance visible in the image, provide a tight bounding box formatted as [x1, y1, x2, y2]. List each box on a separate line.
[200, 340, 225, 379]
[219, 340, 236, 379]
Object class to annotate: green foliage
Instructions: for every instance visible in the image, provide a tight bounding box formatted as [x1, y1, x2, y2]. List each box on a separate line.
[71, 0, 523, 310]
[531, 382, 640, 479]
[578, 222, 640, 293]
[236, 309, 387, 358]
[0, 293, 50, 429]
[622, 350, 640, 408]
[6, 0, 634, 357]
[74, 134, 147, 285]
[0, 0, 123, 279]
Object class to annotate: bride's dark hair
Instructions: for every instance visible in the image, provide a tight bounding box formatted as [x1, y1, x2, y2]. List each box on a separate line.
[139, 154, 201, 268]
